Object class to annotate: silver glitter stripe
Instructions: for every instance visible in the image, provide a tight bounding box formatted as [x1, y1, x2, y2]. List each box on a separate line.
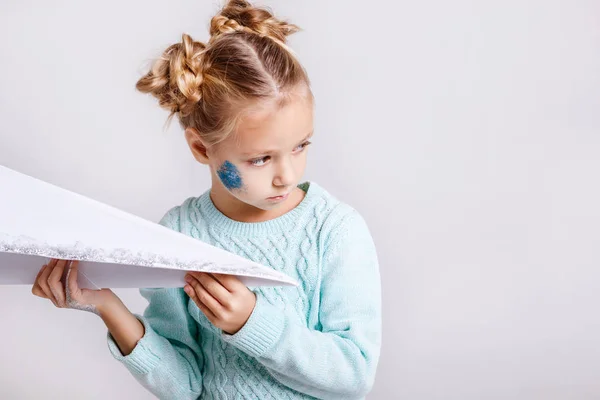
[0, 232, 285, 280]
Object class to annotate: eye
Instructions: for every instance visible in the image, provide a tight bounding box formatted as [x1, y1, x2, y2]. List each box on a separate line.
[293, 141, 312, 153]
[250, 156, 270, 167]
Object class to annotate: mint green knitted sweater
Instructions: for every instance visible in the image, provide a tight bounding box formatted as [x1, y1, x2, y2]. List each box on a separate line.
[106, 182, 381, 399]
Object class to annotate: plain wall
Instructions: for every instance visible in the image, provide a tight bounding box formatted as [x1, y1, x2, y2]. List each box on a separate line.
[1, 0, 599, 398]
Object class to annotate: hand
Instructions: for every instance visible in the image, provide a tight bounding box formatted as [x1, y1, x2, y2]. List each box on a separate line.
[31, 258, 119, 316]
[184, 272, 256, 335]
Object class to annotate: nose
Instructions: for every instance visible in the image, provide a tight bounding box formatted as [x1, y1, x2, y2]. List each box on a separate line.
[273, 157, 295, 187]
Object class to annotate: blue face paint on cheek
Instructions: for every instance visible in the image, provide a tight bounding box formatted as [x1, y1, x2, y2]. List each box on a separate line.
[217, 161, 244, 190]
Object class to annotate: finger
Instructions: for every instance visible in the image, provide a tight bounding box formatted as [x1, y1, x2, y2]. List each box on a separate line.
[211, 273, 244, 292]
[196, 299, 218, 324]
[39, 260, 58, 306]
[48, 260, 68, 307]
[185, 285, 217, 321]
[32, 285, 49, 298]
[35, 263, 48, 282]
[48, 259, 69, 307]
[66, 260, 79, 295]
[190, 273, 231, 304]
[31, 264, 48, 297]
[32, 265, 49, 299]
[187, 278, 224, 317]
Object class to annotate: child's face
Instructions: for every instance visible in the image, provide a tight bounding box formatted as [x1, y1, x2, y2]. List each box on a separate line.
[208, 93, 314, 211]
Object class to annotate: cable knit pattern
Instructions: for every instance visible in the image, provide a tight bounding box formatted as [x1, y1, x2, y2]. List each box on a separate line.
[106, 182, 381, 400]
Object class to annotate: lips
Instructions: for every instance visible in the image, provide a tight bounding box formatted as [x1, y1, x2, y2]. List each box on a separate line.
[267, 193, 289, 200]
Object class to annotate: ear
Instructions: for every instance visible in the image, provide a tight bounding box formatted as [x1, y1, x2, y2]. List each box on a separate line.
[185, 128, 211, 165]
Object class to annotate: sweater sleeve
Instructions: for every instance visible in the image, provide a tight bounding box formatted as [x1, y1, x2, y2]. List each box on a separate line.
[106, 207, 204, 399]
[222, 210, 382, 399]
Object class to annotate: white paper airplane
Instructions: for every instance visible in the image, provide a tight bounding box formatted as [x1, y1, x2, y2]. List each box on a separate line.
[0, 165, 297, 289]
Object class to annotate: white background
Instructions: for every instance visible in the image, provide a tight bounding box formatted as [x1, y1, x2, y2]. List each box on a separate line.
[1, 0, 599, 399]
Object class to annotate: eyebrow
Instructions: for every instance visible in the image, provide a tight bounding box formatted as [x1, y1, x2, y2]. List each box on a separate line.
[241, 130, 314, 157]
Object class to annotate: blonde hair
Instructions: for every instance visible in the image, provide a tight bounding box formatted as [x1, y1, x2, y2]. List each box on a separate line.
[136, 0, 312, 146]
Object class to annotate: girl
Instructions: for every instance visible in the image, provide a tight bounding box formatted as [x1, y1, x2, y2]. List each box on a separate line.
[31, 1, 381, 399]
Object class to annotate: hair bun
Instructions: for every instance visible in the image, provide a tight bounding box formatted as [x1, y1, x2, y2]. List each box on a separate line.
[136, 34, 206, 117]
[209, 0, 299, 43]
